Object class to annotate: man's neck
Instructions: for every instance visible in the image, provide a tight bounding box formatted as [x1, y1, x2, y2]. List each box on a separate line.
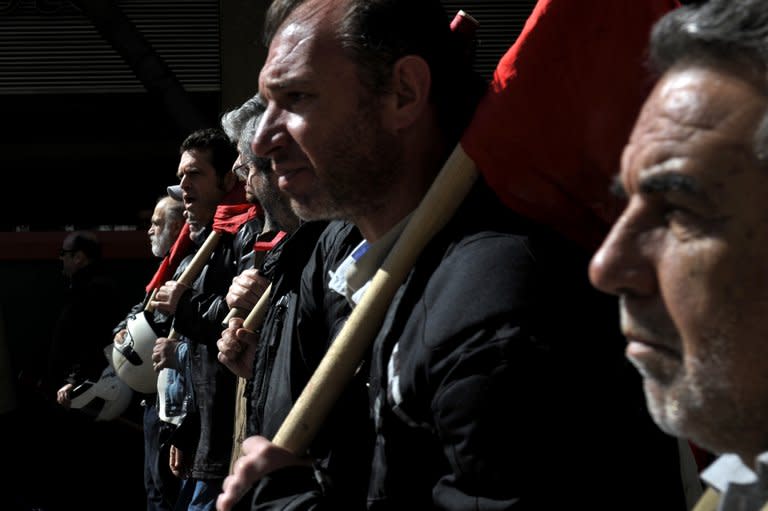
[354, 165, 439, 242]
[356, 113, 447, 241]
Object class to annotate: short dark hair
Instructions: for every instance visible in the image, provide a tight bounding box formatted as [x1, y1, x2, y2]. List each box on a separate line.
[179, 128, 238, 178]
[649, 0, 768, 162]
[263, 0, 486, 148]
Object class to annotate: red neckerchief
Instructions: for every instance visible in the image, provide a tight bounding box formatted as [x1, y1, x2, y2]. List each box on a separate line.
[145, 222, 193, 293]
[213, 181, 263, 234]
[254, 230, 288, 253]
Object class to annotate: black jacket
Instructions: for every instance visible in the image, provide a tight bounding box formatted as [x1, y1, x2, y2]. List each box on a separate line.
[172, 217, 261, 480]
[243, 220, 373, 510]
[47, 262, 125, 387]
[365, 180, 685, 510]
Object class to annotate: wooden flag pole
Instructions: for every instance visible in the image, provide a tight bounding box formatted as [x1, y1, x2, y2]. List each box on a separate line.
[166, 230, 222, 339]
[227, 281, 273, 474]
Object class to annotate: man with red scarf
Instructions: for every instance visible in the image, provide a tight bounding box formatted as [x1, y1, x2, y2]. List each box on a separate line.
[150, 127, 262, 511]
[106, 193, 185, 511]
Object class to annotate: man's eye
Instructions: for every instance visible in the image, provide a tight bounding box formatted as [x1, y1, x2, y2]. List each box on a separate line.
[286, 92, 309, 105]
[664, 206, 728, 241]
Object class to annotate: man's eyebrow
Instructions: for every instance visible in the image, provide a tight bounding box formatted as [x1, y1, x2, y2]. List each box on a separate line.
[638, 173, 699, 195]
[608, 171, 700, 201]
[264, 76, 311, 91]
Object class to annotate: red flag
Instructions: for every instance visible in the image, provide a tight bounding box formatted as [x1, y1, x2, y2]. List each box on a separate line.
[212, 181, 263, 235]
[461, 0, 680, 250]
[145, 222, 193, 293]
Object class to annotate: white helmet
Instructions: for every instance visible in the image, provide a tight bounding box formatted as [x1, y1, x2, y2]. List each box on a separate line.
[112, 311, 159, 394]
[70, 357, 133, 421]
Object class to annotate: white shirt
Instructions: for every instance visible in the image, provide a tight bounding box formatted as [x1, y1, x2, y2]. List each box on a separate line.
[700, 452, 768, 510]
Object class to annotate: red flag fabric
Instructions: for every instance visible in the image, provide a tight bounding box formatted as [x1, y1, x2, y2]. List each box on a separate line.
[461, 0, 680, 250]
[145, 222, 193, 293]
[213, 181, 263, 235]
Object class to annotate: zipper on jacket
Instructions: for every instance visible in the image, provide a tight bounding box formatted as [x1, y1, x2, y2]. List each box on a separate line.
[254, 293, 289, 433]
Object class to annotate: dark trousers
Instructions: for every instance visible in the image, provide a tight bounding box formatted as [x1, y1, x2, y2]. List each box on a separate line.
[144, 397, 180, 511]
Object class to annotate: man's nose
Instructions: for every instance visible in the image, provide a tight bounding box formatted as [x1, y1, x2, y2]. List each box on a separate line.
[251, 103, 287, 160]
[589, 209, 656, 298]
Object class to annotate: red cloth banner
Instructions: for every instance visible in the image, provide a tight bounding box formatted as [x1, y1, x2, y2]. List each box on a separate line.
[145, 222, 193, 293]
[461, 0, 680, 250]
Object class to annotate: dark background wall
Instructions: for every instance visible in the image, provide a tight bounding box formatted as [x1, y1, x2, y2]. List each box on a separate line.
[0, 0, 268, 232]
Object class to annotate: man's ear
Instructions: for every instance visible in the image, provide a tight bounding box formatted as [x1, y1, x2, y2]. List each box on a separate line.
[389, 55, 432, 131]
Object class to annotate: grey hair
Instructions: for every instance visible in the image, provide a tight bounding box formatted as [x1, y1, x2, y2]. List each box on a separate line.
[221, 94, 270, 174]
[158, 195, 184, 225]
[220, 95, 266, 150]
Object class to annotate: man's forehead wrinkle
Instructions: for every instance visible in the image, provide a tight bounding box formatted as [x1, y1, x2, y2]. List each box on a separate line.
[262, 20, 336, 92]
[661, 69, 768, 134]
[262, 36, 306, 94]
[281, 22, 315, 55]
[655, 88, 721, 134]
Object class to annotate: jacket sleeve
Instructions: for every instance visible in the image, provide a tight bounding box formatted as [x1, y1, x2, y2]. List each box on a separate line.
[403, 235, 542, 510]
[250, 464, 368, 511]
[172, 287, 229, 347]
[390, 229, 684, 508]
[172, 228, 254, 346]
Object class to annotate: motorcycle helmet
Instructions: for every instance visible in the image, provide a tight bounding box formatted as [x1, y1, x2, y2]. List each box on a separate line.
[112, 311, 159, 394]
[70, 359, 133, 421]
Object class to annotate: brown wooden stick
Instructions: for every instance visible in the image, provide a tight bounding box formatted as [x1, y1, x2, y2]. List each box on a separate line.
[242, 282, 272, 331]
[167, 230, 222, 340]
[177, 230, 222, 287]
[272, 144, 477, 454]
[229, 375, 249, 474]
[222, 306, 247, 326]
[228, 282, 273, 472]
[144, 288, 158, 313]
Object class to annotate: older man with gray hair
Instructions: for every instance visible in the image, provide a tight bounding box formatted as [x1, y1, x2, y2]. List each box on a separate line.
[589, 1, 768, 509]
